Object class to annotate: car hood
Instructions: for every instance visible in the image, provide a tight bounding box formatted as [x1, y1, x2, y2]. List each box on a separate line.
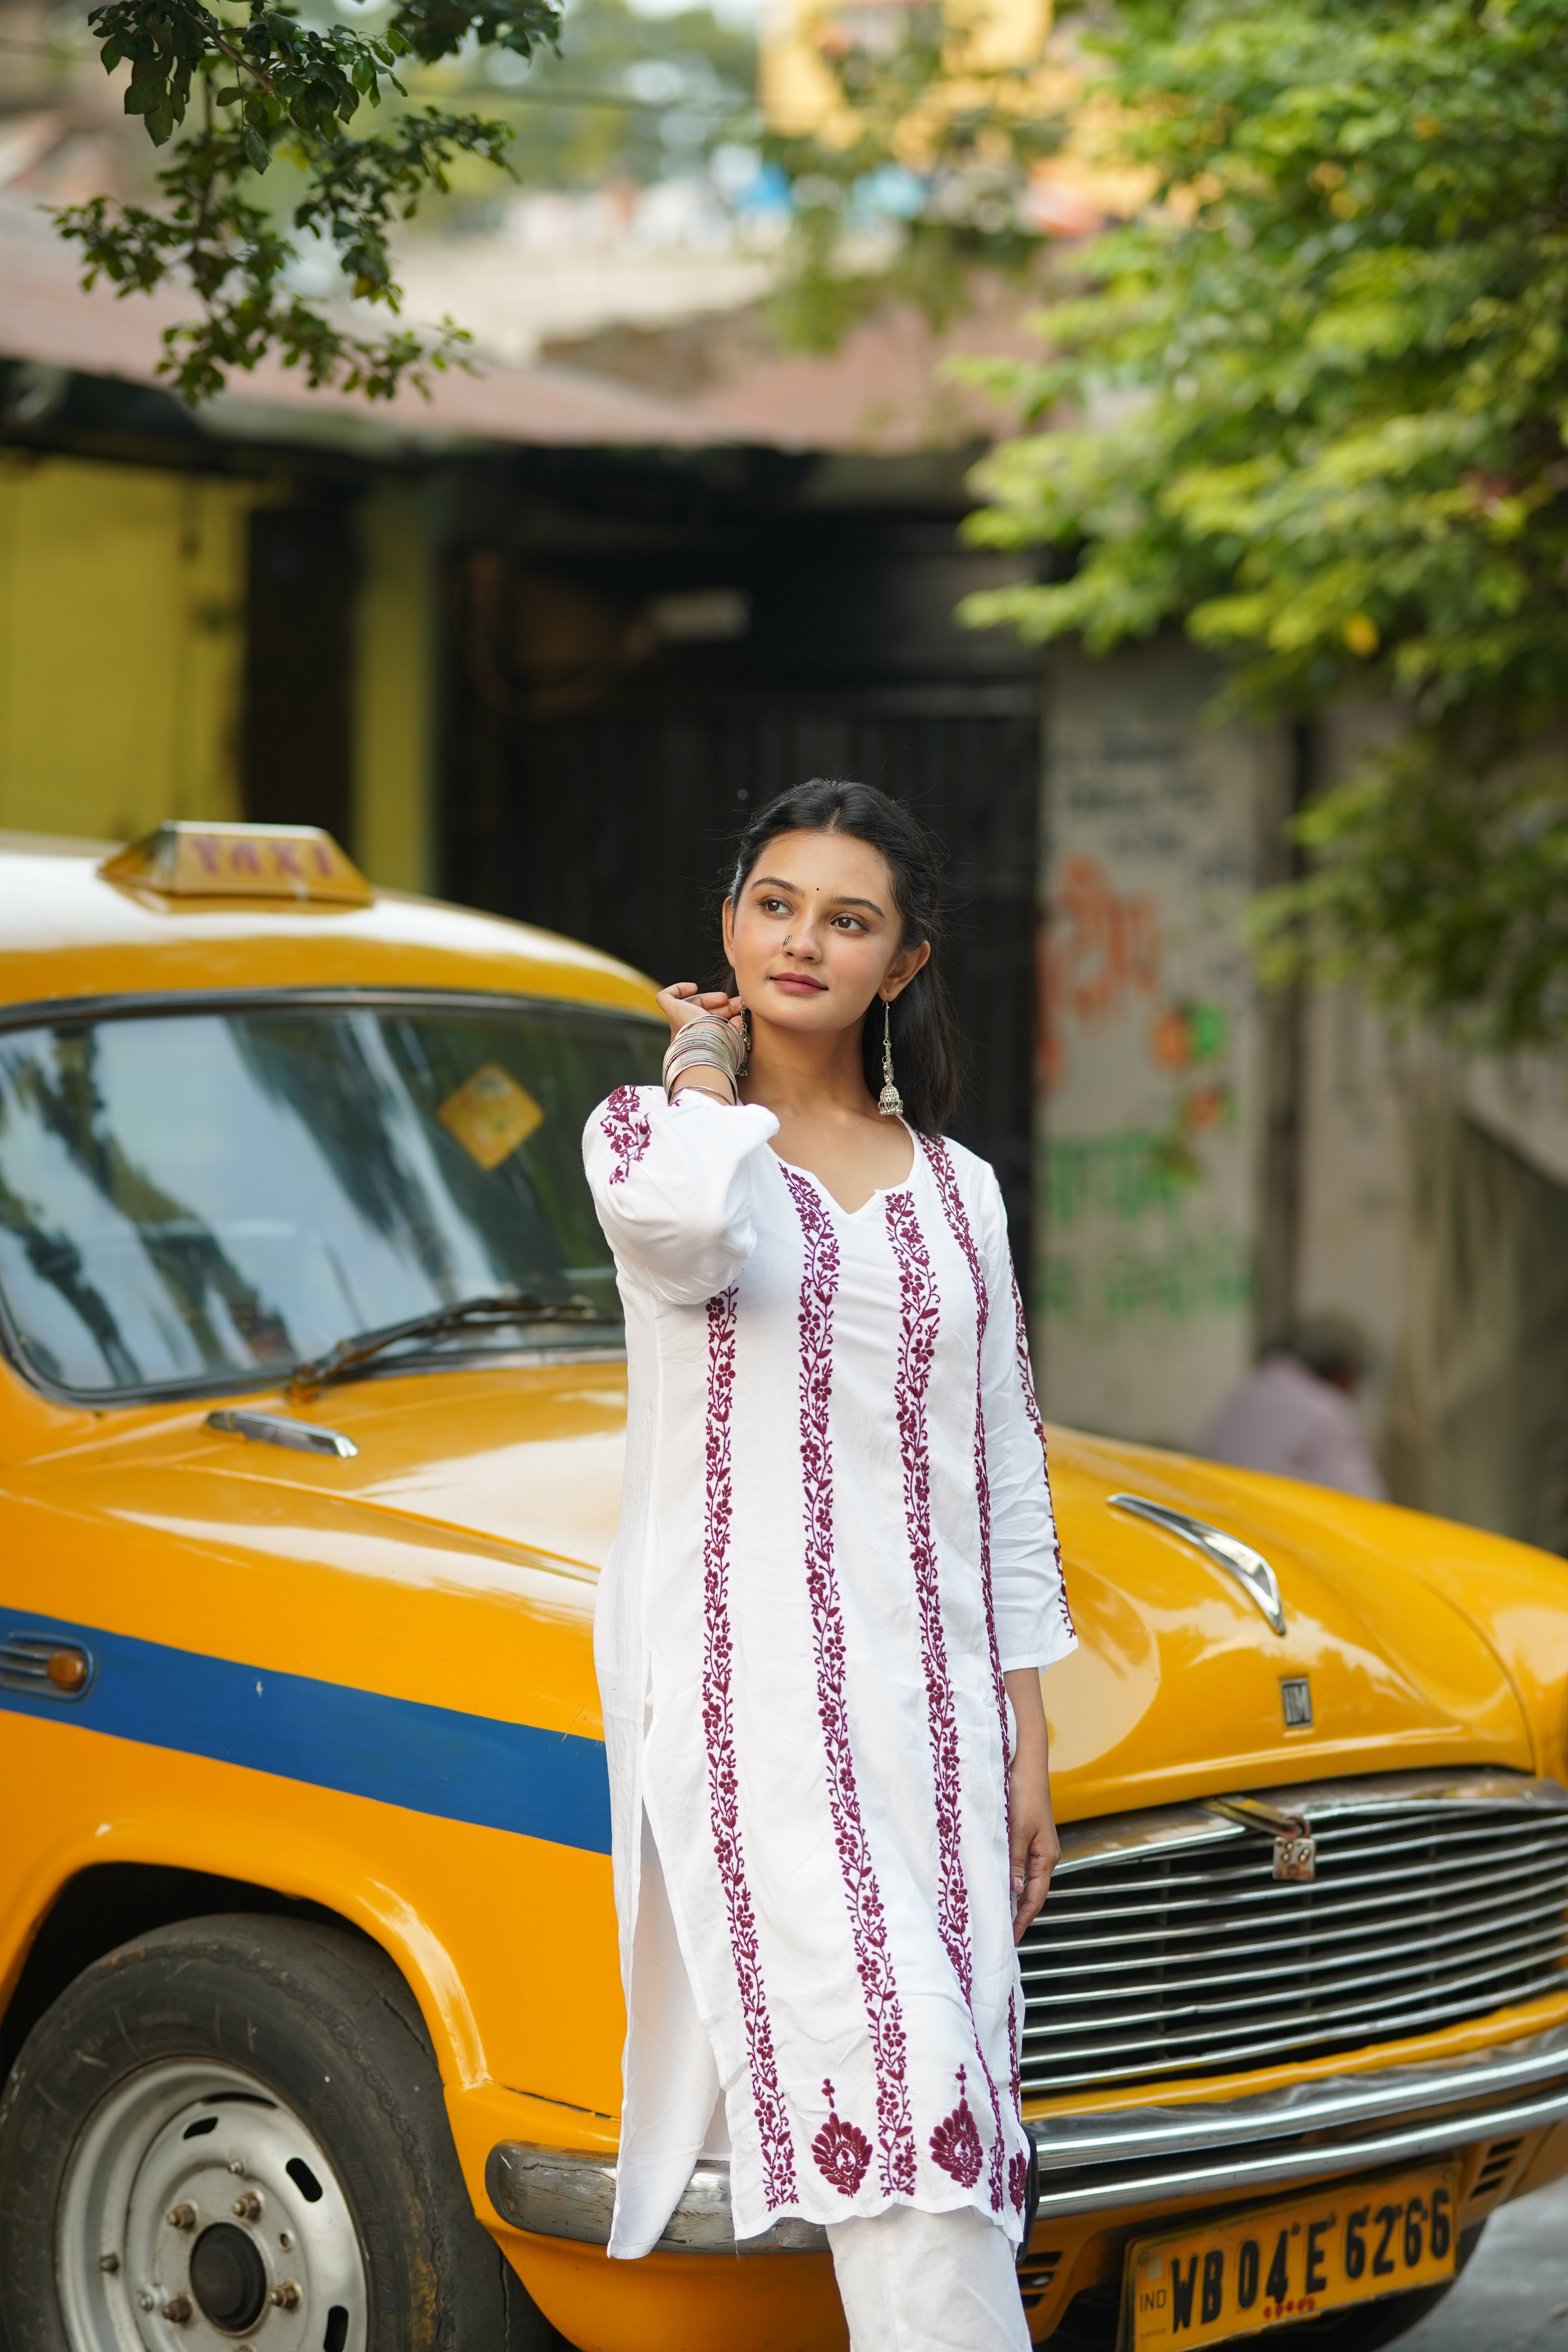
[1039, 1430, 1538, 1812]
[4, 1369, 1543, 1808]
[1, 1364, 628, 1748]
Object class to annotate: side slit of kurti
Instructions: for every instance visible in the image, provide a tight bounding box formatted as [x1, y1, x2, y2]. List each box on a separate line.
[612, 1799, 724, 2259]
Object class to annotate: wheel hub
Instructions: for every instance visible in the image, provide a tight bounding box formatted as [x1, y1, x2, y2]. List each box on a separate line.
[189, 2224, 269, 2334]
[56, 2059, 367, 2352]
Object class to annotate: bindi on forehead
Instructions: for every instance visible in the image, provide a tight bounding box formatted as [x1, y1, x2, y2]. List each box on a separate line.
[747, 868, 886, 916]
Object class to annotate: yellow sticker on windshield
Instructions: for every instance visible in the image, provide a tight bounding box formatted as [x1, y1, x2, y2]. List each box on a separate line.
[437, 1065, 544, 1170]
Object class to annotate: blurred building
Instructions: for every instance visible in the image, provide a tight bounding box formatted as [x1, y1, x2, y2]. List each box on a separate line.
[0, 179, 1047, 1254]
[2, 68, 1566, 1553]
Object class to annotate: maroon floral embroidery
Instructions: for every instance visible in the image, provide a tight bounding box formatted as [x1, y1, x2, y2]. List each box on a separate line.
[929, 2069, 985, 2190]
[1009, 1984, 1022, 2118]
[1009, 1262, 1075, 1641]
[1009, 2149, 1029, 2215]
[700, 1286, 799, 2210]
[812, 2078, 873, 2196]
[601, 1084, 651, 1187]
[886, 1187, 1007, 2213]
[782, 1167, 917, 2199]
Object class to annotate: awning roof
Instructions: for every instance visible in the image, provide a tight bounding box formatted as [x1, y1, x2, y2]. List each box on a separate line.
[0, 202, 721, 453]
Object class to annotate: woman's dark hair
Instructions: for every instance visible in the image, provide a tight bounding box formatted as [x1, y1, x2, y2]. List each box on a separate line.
[725, 779, 961, 1136]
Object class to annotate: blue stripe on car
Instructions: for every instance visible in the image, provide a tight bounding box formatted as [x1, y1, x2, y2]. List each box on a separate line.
[0, 1606, 612, 1854]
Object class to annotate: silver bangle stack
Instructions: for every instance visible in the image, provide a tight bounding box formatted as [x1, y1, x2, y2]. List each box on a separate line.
[662, 1015, 745, 1105]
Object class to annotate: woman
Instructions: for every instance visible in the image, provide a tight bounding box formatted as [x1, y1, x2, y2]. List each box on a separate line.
[583, 780, 1074, 2349]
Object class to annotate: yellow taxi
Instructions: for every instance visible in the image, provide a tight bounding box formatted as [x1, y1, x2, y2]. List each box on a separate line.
[2, 822, 1567, 2352]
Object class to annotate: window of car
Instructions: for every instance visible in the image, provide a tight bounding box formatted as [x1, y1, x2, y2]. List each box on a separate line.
[0, 992, 663, 1402]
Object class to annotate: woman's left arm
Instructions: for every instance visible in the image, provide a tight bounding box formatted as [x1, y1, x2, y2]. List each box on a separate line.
[975, 1168, 1076, 1679]
[1004, 1667, 1058, 1942]
[971, 1163, 1076, 1942]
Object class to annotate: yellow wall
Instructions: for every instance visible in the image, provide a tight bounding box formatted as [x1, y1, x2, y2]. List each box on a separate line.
[0, 454, 437, 891]
[353, 476, 436, 896]
[0, 452, 258, 844]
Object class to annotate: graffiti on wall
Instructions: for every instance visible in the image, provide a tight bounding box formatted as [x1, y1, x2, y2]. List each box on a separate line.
[1036, 654, 1264, 1445]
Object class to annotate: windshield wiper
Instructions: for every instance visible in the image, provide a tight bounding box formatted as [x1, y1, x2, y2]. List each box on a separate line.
[287, 1292, 606, 1399]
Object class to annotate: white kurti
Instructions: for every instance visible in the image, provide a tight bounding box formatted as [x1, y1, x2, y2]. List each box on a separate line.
[583, 1085, 1076, 2259]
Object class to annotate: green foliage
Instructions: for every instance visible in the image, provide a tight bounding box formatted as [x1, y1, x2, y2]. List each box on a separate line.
[1248, 724, 1568, 1049]
[55, 0, 561, 401]
[760, 2, 1062, 352]
[945, 0, 1568, 1041]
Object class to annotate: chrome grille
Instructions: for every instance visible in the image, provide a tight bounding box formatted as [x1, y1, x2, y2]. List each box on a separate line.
[1021, 1775, 1568, 2098]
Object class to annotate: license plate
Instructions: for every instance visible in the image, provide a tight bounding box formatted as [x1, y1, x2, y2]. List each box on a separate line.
[1125, 2162, 1461, 2347]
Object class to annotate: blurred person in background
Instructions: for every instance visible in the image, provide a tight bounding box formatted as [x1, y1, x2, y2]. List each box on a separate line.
[1200, 1314, 1386, 1501]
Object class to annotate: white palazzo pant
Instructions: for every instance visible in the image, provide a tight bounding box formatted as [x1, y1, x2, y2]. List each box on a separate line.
[627, 1821, 1032, 2344]
[827, 2204, 1033, 2352]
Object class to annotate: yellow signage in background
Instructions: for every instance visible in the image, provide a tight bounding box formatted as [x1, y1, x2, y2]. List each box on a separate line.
[100, 822, 374, 906]
[437, 1065, 546, 1170]
[1127, 2163, 1459, 2349]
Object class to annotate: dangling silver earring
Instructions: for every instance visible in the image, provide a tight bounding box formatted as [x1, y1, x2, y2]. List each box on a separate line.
[739, 1005, 751, 1078]
[877, 997, 903, 1119]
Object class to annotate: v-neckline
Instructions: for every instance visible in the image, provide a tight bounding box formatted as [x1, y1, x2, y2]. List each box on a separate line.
[768, 1120, 917, 1220]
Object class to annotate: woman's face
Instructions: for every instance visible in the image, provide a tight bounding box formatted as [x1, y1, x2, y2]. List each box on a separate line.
[722, 828, 929, 1039]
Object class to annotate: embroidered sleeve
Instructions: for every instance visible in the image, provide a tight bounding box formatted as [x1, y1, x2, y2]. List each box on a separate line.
[582, 1085, 779, 1307]
[973, 1161, 1076, 1672]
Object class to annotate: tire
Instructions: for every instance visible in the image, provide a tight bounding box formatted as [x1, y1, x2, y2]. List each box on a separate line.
[0, 1914, 566, 2352]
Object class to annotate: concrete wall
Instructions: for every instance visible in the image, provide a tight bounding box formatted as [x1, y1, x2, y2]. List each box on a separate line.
[1034, 640, 1284, 1448]
[1294, 987, 1406, 1443]
[1033, 655, 1568, 1538]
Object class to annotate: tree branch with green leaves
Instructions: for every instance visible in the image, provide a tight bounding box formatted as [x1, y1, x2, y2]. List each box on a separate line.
[56, 0, 561, 403]
[946, 0, 1568, 1047]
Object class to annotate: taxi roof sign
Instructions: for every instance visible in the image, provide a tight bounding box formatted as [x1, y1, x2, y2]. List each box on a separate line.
[100, 822, 374, 907]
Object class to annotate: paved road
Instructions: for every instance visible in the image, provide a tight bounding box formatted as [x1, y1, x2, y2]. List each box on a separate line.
[1396, 2174, 1568, 2352]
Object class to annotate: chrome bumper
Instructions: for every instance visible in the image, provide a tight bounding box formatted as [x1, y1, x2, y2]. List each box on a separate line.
[1030, 2018, 1568, 2218]
[486, 2020, 1568, 2253]
[485, 2143, 830, 2254]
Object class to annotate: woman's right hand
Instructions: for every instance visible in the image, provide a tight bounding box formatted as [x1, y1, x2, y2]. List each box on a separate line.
[657, 982, 744, 1043]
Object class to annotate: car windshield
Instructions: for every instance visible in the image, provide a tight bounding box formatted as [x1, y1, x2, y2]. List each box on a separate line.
[0, 995, 662, 1401]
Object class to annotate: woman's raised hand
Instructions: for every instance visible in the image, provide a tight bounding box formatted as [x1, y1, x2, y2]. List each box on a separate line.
[657, 982, 744, 1042]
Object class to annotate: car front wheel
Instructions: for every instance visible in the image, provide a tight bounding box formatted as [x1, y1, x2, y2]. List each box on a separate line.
[0, 1913, 562, 2352]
